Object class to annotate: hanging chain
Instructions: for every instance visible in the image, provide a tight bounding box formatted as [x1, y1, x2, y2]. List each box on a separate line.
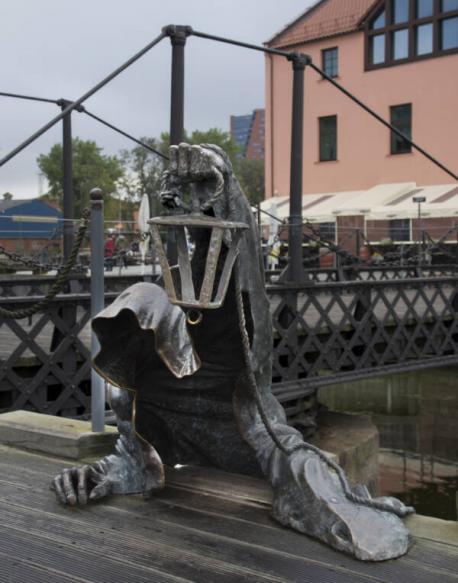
[0, 245, 59, 271]
[0, 208, 90, 320]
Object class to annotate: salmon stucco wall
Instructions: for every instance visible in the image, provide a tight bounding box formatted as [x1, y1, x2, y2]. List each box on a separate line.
[265, 31, 458, 198]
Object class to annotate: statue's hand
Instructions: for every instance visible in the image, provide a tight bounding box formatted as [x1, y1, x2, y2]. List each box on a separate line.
[161, 143, 230, 212]
[168, 143, 228, 183]
[51, 435, 165, 506]
[51, 459, 113, 506]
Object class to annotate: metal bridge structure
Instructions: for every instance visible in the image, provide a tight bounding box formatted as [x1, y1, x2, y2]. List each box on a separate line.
[0, 25, 457, 425]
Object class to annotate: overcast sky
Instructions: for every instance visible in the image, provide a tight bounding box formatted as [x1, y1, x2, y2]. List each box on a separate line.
[0, 0, 312, 198]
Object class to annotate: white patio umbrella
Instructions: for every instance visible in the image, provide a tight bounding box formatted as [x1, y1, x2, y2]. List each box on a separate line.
[137, 193, 151, 275]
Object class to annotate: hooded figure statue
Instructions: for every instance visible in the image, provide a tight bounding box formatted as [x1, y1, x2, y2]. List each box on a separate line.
[52, 144, 414, 561]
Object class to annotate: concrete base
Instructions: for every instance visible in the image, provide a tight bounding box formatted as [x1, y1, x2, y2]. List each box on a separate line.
[0, 410, 118, 460]
[310, 410, 380, 495]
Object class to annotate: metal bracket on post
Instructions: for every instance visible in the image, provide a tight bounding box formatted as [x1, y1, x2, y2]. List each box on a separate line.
[90, 188, 105, 433]
[280, 52, 311, 285]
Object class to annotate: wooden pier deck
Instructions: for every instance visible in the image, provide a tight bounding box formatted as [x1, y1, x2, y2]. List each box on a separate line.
[0, 444, 457, 582]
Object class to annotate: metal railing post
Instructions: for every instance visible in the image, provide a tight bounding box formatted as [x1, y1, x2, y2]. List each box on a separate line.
[90, 188, 105, 433]
[163, 25, 192, 266]
[59, 99, 74, 261]
[287, 53, 310, 283]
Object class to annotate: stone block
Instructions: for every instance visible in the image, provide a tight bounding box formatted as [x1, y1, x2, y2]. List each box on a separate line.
[0, 410, 118, 460]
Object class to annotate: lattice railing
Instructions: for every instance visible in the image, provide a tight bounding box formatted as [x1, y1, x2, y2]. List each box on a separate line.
[0, 293, 112, 416]
[267, 277, 458, 401]
[2, 276, 458, 418]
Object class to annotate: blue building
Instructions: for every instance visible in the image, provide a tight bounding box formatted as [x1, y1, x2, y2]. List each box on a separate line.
[0, 199, 62, 253]
[230, 109, 265, 160]
[230, 114, 253, 157]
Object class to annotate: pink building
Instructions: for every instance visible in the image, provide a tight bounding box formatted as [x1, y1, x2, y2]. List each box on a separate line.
[265, 0, 458, 199]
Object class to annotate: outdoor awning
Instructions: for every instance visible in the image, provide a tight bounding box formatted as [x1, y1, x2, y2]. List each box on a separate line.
[261, 182, 458, 224]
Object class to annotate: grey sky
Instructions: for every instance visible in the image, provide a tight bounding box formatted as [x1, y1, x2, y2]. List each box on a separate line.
[0, 0, 311, 198]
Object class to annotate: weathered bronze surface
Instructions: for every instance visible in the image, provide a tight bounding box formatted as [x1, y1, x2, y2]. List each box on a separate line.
[52, 143, 413, 561]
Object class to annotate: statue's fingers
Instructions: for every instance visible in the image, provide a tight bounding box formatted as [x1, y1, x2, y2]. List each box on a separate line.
[61, 468, 77, 506]
[76, 465, 90, 505]
[178, 143, 191, 178]
[169, 145, 179, 175]
[89, 478, 113, 501]
[189, 145, 205, 179]
[199, 149, 217, 177]
[52, 475, 68, 505]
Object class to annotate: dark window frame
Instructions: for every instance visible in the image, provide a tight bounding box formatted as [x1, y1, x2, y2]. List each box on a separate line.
[364, 0, 458, 71]
[319, 115, 338, 162]
[390, 103, 412, 154]
[389, 218, 411, 241]
[321, 46, 339, 77]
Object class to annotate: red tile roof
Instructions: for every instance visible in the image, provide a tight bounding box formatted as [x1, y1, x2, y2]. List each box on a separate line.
[266, 0, 378, 48]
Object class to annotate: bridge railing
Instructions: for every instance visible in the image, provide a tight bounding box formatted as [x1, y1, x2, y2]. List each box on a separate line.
[1, 275, 457, 419]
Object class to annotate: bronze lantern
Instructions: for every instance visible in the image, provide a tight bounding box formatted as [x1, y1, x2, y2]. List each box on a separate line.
[148, 213, 248, 321]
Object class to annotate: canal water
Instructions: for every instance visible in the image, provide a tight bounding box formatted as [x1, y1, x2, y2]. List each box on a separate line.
[319, 366, 458, 520]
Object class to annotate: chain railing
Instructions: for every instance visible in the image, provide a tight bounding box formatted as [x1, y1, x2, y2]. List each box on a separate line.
[0, 208, 89, 319]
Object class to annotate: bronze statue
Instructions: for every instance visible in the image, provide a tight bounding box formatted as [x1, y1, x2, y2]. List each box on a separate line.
[52, 143, 414, 561]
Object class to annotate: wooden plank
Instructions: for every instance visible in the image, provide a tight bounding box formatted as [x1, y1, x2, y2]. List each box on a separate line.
[0, 524, 191, 583]
[1, 453, 457, 583]
[1, 445, 458, 583]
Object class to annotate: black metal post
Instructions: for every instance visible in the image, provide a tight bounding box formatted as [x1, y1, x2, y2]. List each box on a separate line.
[163, 26, 191, 265]
[165, 25, 191, 146]
[356, 229, 361, 258]
[59, 99, 74, 261]
[287, 54, 309, 283]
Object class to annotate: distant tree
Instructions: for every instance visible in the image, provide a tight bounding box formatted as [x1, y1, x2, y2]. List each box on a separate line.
[37, 138, 124, 217]
[2, 192, 13, 201]
[118, 136, 166, 217]
[236, 158, 265, 205]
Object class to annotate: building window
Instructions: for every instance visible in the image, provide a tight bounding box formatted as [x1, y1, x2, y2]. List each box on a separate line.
[322, 47, 339, 77]
[416, 23, 433, 55]
[417, 0, 434, 18]
[390, 104, 412, 154]
[372, 8, 386, 28]
[392, 28, 409, 59]
[365, 0, 458, 69]
[319, 222, 336, 242]
[443, 0, 458, 11]
[393, 0, 409, 24]
[441, 16, 458, 49]
[371, 34, 386, 63]
[390, 219, 410, 241]
[319, 116, 337, 162]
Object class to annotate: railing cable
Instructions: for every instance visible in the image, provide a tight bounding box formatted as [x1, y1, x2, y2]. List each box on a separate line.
[81, 108, 169, 160]
[0, 31, 167, 167]
[0, 91, 58, 105]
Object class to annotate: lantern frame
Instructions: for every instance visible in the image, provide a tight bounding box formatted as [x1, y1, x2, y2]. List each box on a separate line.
[149, 214, 248, 310]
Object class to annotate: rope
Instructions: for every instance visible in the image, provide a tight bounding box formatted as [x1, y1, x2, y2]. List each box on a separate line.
[234, 260, 414, 518]
[0, 208, 90, 319]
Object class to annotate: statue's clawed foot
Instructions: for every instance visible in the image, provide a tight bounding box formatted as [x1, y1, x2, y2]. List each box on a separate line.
[271, 454, 413, 561]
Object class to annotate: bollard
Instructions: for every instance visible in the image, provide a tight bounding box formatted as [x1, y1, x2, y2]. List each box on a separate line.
[90, 188, 105, 433]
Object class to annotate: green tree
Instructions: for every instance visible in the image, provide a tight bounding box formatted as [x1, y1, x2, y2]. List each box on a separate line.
[2, 192, 13, 201]
[118, 136, 166, 217]
[236, 158, 265, 205]
[37, 138, 124, 217]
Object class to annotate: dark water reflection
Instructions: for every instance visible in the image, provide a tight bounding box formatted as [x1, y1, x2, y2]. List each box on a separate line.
[319, 366, 458, 520]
